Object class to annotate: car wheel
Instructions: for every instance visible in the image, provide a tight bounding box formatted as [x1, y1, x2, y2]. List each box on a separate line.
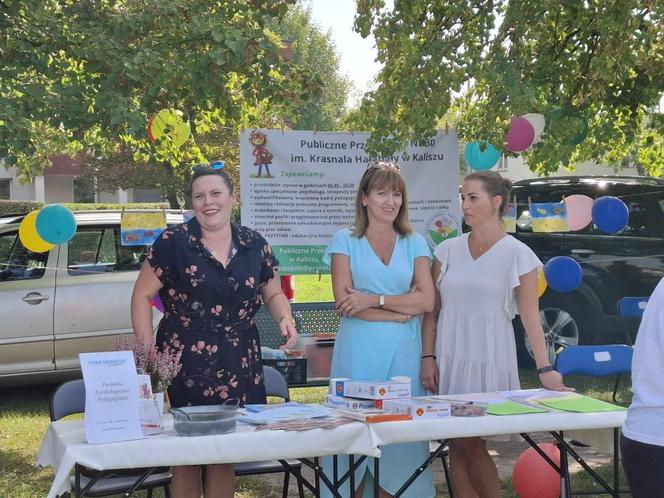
[524, 306, 580, 365]
[515, 292, 598, 368]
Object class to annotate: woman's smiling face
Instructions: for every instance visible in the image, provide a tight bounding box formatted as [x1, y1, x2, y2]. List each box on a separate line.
[191, 174, 236, 231]
[363, 187, 403, 225]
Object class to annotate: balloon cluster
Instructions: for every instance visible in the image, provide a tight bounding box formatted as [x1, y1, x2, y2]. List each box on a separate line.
[19, 205, 77, 253]
[465, 114, 545, 170]
[537, 195, 628, 294]
[465, 107, 589, 171]
[563, 194, 629, 234]
[147, 109, 191, 147]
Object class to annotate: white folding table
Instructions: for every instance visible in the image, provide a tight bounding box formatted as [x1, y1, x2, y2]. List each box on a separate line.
[37, 398, 627, 498]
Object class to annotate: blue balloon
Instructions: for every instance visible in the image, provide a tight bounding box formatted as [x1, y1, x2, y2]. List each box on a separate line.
[544, 256, 583, 293]
[35, 204, 77, 244]
[464, 141, 501, 171]
[591, 196, 628, 234]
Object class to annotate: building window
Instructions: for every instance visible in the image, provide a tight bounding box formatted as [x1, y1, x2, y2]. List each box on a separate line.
[0, 179, 10, 200]
[73, 177, 94, 203]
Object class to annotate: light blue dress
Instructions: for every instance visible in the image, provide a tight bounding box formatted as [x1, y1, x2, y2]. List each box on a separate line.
[321, 228, 435, 498]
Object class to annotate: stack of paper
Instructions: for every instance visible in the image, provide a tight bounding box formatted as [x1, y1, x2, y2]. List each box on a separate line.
[238, 403, 333, 425]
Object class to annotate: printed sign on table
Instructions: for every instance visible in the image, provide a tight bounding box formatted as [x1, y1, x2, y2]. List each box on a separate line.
[240, 130, 461, 274]
[79, 351, 145, 444]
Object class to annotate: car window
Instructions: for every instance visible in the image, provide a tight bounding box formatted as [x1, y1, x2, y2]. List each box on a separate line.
[0, 231, 48, 281]
[514, 195, 652, 236]
[68, 227, 150, 275]
[580, 197, 650, 237]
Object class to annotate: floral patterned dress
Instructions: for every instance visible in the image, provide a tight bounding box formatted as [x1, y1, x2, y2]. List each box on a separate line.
[146, 217, 278, 407]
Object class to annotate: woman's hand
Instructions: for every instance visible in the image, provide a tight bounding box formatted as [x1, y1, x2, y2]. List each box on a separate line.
[420, 357, 439, 393]
[336, 286, 376, 317]
[538, 370, 575, 392]
[278, 315, 298, 350]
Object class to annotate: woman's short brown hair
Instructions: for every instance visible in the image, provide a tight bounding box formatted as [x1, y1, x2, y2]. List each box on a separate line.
[189, 164, 234, 194]
[352, 162, 413, 238]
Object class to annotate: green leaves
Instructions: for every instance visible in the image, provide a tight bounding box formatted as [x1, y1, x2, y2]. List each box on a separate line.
[354, 0, 664, 174]
[2, 0, 317, 185]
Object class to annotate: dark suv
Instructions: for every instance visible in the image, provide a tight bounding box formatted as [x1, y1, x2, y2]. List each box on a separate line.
[509, 175, 664, 364]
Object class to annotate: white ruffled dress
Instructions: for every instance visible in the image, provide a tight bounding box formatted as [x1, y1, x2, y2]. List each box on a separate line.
[434, 233, 542, 395]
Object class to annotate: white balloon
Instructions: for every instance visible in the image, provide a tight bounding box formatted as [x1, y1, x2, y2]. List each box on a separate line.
[522, 113, 546, 142]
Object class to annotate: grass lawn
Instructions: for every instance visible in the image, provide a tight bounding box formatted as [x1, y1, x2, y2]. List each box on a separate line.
[0, 276, 633, 496]
[293, 274, 334, 302]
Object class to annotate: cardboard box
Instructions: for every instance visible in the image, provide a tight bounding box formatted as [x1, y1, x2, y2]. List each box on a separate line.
[324, 395, 376, 410]
[378, 397, 451, 419]
[334, 408, 411, 423]
[332, 380, 411, 400]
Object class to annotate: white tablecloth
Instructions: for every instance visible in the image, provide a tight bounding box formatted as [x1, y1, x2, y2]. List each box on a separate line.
[36, 399, 627, 498]
[37, 416, 378, 498]
[369, 410, 626, 447]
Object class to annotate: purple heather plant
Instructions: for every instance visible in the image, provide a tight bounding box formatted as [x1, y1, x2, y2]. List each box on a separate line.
[117, 337, 182, 393]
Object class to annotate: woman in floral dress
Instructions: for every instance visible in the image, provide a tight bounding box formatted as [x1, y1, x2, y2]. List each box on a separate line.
[131, 165, 297, 498]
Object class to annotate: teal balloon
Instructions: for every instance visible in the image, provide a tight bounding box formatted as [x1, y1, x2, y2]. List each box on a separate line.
[464, 141, 500, 171]
[35, 204, 77, 244]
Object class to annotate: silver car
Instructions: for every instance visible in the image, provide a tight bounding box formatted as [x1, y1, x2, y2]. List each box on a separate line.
[0, 209, 183, 386]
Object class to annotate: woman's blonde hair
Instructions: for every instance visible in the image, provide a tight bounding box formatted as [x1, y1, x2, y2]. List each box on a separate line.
[352, 162, 413, 238]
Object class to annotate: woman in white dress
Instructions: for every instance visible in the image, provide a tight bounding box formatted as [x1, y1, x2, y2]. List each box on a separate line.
[421, 170, 571, 498]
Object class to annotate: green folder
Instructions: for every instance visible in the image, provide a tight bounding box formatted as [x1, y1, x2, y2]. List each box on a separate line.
[487, 401, 548, 416]
[537, 395, 626, 413]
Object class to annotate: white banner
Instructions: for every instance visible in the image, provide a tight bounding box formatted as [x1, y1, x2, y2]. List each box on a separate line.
[240, 130, 461, 274]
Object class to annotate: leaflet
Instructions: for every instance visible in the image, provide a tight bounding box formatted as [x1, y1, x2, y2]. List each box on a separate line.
[238, 404, 333, 425]
[79, 351, 145, 444]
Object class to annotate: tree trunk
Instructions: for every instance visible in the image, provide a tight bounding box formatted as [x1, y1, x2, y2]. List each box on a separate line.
[166, 192, 180, 209]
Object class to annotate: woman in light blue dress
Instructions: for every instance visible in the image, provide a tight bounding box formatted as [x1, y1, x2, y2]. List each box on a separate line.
[322, 162, 436, 498]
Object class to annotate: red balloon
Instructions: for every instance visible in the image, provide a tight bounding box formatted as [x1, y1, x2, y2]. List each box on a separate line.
[512, 443, 561, 498]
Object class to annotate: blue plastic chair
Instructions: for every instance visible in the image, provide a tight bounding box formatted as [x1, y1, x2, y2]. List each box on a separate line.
[555, 344, 633, 403]
[554, 344, 634, 496]
[617, 296, 649, 345]
[50, 379, 172, 497]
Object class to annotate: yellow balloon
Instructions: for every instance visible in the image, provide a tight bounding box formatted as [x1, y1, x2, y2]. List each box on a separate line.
[537, 267, 548, 298]
[19, 211, 55, 253]
[148, 109, 191, 148]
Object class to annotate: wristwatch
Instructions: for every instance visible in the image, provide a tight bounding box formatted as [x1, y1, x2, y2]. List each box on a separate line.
[537, 365, 555, 374]
[378, 294, 385, 308]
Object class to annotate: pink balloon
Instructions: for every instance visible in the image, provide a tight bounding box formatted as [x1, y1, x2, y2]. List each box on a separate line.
[505, 116, 535, 152]
[564, 194, 594, 231]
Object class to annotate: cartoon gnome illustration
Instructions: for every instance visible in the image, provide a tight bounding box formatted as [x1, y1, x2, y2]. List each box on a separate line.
[249, 130, 274, 178]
